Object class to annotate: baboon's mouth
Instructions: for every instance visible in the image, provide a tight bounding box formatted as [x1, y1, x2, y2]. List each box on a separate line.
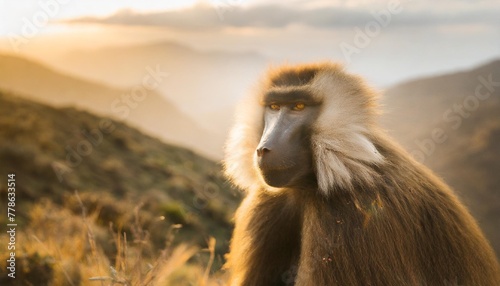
[258, 161, 297, 172]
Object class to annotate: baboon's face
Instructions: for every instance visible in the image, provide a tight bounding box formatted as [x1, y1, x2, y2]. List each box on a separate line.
[255, 90, 319, 188]
[225, 63, 385, 195]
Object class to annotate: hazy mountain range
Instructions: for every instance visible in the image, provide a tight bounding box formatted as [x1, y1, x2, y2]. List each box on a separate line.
[0, 53, 221, 158]
[55, 41, 268, 135]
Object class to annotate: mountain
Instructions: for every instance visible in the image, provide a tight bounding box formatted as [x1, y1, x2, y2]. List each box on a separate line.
[53, 41, 268, 134]
[0, 53, 221, 158]
[0, 90, 241, 259]
[382, 59, 500, 255]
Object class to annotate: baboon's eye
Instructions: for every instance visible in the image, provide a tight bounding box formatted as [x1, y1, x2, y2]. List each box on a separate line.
[269, 103, 280, 111]
[293, 102, 305, 111]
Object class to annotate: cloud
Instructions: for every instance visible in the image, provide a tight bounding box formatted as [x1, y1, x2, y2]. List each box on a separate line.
[64, 3, 500, 31]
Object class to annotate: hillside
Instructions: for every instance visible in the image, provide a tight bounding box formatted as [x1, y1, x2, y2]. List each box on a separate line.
[0, 91, 241, 267]
[0, 53, 221, 158]
[382, 59, 500, 255]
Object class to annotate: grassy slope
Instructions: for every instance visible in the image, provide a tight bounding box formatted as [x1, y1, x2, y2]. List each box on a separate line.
[0, 91, 241, 269]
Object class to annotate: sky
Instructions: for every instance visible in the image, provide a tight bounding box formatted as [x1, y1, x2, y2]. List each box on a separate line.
[0, 0, 499, 87]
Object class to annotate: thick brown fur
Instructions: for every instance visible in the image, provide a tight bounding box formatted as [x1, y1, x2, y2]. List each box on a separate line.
[224, 62, 500, 285]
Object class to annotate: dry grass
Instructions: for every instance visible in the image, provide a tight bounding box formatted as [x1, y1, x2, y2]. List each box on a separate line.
[0, 192, 227, 285]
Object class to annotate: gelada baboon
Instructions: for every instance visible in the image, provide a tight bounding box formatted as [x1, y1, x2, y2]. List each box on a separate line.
[223, 62, 500, 285]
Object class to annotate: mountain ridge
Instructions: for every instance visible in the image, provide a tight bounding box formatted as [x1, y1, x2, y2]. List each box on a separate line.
[0, 53, 221, 158]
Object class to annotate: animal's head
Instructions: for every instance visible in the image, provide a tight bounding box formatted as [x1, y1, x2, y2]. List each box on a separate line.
[224, 62, 384, 195]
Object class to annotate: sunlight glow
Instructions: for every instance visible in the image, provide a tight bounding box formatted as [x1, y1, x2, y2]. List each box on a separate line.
[0, 0, 199, 37]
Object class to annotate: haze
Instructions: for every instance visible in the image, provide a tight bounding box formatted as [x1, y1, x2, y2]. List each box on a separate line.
[1, 0, 499, 87]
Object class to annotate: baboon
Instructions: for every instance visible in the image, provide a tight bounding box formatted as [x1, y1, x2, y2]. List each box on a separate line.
[223, 62, 500, 285]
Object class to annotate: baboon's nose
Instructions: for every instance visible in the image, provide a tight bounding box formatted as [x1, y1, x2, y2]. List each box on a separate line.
[256, 147, 271, 157]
